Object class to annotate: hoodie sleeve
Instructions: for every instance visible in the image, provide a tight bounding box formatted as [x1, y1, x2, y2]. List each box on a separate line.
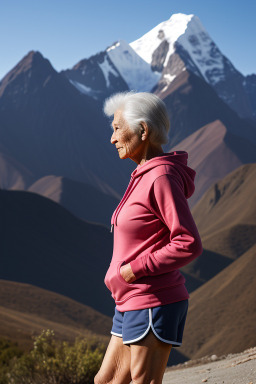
[129, 174, 203, 279]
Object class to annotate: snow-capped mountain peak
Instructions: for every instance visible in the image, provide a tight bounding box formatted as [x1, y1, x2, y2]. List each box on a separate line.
[130, 13, 226, 85]
[130, 13, 194, 65]
[64, 12, 256, 121]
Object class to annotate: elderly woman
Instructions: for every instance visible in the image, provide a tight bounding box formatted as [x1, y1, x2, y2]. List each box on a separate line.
[94, 91, 203, 384]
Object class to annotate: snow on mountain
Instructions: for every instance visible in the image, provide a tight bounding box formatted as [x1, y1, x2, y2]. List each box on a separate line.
[98, 54, 120, 87]
[69, 79, 103, 100]
[62, 50, 128, 101]
[130, 13, 225, 86]
[178, 16, 226, 85]
[106, 40, 161, 92]
[130, 13, 193, 66]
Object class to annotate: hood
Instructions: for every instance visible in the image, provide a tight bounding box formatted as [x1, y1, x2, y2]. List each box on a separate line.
[110, 150, 196, 231]
[131, 151, 196, 199]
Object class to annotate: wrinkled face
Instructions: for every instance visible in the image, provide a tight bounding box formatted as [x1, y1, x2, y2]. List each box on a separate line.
[110, 109, 143, 160]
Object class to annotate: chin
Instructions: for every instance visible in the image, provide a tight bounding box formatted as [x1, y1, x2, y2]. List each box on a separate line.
[118, 152, 128, 160]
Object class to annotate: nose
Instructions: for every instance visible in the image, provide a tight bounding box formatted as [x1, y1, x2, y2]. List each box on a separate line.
[110, 131, 117, 144]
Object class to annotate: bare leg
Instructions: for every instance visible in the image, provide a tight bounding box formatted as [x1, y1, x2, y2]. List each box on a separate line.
[94, 335, 132, 384]
[130, 330, 172, 384]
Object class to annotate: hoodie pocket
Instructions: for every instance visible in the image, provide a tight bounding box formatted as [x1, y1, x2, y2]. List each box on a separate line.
[106, 260, 149, 303]
[116, 260, 151, 288]
[116, 260, 135, 286]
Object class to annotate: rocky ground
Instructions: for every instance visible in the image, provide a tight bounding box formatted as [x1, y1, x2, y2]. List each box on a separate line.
[163, 346, 256, 384]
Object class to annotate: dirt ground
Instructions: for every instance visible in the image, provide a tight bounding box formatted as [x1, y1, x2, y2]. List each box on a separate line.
[163, 346, 256, 384]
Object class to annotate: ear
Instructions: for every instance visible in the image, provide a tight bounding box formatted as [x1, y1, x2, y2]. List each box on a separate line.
[140, 121, 149, 141]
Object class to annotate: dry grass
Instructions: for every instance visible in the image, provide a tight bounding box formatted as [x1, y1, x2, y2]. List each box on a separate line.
[0, 280, 111, 351]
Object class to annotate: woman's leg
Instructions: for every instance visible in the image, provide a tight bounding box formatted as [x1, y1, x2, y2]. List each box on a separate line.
[130, 330, 172, 384]
[94, 335, 132, 384]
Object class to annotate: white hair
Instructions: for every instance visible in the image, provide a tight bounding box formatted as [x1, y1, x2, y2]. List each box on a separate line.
[103, 91, 170, 145]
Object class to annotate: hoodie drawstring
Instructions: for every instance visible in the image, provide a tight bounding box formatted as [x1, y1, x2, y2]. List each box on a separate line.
[110, 175, 142, 232]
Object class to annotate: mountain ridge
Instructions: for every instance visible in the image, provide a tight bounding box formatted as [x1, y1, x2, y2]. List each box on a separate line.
[0, 279, 111, 350]
[130, 13, 256, 121]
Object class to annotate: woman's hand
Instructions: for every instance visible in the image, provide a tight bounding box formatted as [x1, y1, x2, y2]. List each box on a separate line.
[120, 263, 136, 283]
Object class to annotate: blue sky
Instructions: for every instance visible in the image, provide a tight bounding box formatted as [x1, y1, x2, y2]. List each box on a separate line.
[0, 0, 255, 80]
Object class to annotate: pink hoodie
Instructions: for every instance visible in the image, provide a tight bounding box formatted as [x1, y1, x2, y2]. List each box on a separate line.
[104, 151, 203, 311]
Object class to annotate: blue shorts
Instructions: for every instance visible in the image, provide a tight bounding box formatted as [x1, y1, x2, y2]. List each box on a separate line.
[111, 299, 188, 347]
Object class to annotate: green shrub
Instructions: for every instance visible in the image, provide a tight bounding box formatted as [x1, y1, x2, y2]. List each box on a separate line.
[0, 338, 23, 384]
[5, 329, 105, 384]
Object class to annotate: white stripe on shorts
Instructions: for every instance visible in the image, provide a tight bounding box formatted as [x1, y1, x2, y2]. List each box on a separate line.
[123, 308, 182, 345]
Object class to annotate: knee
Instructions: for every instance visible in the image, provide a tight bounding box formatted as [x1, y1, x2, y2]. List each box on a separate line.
[131, 376, 145, 384]
[130, 376, 141, 384]
[94, 370, 116, 384]
[94, 371, 106, 384]
[131, 369, 147, 384]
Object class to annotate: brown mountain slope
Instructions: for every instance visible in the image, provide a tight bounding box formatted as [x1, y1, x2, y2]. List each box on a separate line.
[179, 243, 256, 359]
[0, 147, 35, 190]
[0, 279, 188, 366]
[192, 162, 256, 243]
[0, 306, 108, 352]
[28, 175, 119, 226]
[0, 280, 111, 350]
[180, 163, 256, 286]
[170, 120, 256, 207]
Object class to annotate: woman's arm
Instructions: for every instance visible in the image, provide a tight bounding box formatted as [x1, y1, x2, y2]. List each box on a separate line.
[129, 174, 203, 280]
